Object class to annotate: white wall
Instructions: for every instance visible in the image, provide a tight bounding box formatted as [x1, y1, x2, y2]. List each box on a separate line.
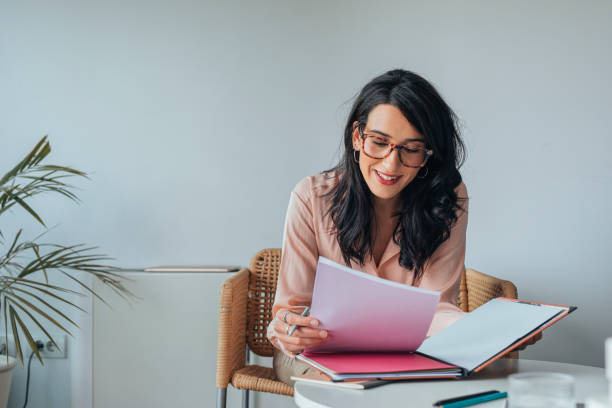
[1, 0, 611, 407]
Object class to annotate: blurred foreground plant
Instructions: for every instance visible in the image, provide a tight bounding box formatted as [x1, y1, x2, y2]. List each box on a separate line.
[0, 136, 131, 366]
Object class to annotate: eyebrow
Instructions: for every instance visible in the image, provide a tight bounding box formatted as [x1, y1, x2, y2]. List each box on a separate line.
[368, 129, 425, 144]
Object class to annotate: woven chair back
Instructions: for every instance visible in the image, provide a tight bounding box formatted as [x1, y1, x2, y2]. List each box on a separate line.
[246, 248, 282, 357]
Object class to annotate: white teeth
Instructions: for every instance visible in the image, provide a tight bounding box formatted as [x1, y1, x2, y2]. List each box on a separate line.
[376, 170, 397, 181]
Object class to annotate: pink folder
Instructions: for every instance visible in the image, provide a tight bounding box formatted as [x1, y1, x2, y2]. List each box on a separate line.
[305, 257, 440, 353]
[300, 352, 455, 374]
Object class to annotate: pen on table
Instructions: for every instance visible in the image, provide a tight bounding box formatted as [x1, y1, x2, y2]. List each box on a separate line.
[288, 306, 310, 336]
[434, 390, 500, 406]
[439, 392, 507, 408]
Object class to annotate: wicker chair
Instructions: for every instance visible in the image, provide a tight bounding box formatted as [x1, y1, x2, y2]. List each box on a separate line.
[216, 248, 518, 408]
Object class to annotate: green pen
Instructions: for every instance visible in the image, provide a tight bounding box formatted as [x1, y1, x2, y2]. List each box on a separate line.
[441, 392, 507, 408]
[288, 306, 310, 336]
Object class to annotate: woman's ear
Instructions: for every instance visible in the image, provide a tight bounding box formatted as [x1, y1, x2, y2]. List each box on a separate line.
[352, 121, 361, 151]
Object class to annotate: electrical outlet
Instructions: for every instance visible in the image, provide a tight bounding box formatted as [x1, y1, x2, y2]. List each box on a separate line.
[39, 334, 67, 358]
[0, 333, 67, 359]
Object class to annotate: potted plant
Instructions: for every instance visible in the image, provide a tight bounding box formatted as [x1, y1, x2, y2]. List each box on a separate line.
[0, 136, 130, 407]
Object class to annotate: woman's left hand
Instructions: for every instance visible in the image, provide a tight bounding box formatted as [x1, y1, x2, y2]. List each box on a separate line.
[515, 332, 543, 351]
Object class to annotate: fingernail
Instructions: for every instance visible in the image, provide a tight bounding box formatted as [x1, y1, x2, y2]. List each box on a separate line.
[320, 330, 327, 338]
[310, 319, 319, 327]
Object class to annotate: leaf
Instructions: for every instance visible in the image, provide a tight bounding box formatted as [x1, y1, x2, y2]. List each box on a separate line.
[3, 296, 9, 366]
[31, 245, 49, 284]
[8, 295, 66, 352]
[16, 244, 86, 278]
[12, 306, 43, 365]
[9, 305, 24, 367]
[58, 271, 108, 305]
[20, 174, 69, 188]
[4, 240, 128, 292]
[1, 189, 45, 227]
[0, 276, 83, 295]
[0, 136, 48, 186]
[8, 283, 86, 312]
[3, 290, 79, 329]
[40, 186, 80, 202]
[0, 137, 89, 227]
[36, 165, 87, 177]
[94, 274, 138, 302]
[6, 229, 23, 256]
[31, 141, 51, 167]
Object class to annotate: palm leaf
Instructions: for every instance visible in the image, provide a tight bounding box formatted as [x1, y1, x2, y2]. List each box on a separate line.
[12, 307, 43, 365]
[3, 297, 9, 366]
[31, 245, 49, 283]
[0, 136, 87, 226]
[0, 189, 45, 226]
[0, 136, 49, 186]
[7, 296, 61, 352]
[35, 165, 86, 177]
[9, 305, 24, 367]
[0, 276, 83, 295]
[3, 291, 75, 333]
[58, 271, 109, 305]
[8, 283, 86, 313]
[15, 244, 113, 280]
[5, 229, 23, 257]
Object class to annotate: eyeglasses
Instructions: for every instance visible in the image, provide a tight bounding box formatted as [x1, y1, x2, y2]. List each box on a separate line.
[359, 128, 433, 168]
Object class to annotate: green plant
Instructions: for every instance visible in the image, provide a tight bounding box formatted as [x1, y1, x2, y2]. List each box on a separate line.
[0, 136, 130, 366]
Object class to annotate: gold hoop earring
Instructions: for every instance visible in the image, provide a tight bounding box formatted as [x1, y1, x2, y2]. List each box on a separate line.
[353, 150, 359, 163]
[417, 167, 428, 179]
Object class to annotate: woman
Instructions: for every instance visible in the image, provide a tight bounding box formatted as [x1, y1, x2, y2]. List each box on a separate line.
[267, 69, 535, 385]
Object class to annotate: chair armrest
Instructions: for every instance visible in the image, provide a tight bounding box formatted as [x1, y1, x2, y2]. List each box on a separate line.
[465, 268, 518, 312]
[216, 268, 249, 388]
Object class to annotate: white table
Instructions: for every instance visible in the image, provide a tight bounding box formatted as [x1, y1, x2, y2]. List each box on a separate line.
[294, 359, 607, 408]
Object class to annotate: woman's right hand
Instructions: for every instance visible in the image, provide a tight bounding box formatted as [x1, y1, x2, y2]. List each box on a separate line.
[267, 308, 328, 356]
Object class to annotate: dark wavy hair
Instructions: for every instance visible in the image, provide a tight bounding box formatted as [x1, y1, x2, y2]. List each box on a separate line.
[326, 69, 466, 284]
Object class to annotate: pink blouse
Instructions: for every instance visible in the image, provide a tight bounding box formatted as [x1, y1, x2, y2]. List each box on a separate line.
[270, 171, 468, 339]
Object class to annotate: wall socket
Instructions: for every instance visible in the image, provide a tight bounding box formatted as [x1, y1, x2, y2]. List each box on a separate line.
[0, 333, 67, 359]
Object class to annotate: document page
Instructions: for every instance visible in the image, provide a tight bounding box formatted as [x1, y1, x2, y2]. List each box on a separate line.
[306, 257, 440, 353]
[417, 298, 567, 372]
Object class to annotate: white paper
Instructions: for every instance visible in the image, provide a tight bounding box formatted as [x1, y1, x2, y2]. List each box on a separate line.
[306, 257, 441, 352]
[417, 298, 567, 372]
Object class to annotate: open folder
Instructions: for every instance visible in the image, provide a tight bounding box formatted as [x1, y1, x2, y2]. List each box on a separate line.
[296, 257, 575, 382]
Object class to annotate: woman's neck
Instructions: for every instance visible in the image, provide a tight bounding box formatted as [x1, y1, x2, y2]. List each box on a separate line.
[373, 196, 400, 222]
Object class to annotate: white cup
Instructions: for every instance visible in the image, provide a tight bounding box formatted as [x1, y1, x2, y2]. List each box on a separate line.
[508, 372, 575, 408]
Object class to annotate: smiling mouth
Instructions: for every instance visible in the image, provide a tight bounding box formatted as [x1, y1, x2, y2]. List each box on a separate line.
[375, 170, 399, 181]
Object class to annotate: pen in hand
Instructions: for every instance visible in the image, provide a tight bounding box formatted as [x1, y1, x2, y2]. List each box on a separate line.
[288, 306, 310, 336]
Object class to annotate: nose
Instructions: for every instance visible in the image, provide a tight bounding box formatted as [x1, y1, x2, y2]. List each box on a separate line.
[381, 147, 402, 170]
